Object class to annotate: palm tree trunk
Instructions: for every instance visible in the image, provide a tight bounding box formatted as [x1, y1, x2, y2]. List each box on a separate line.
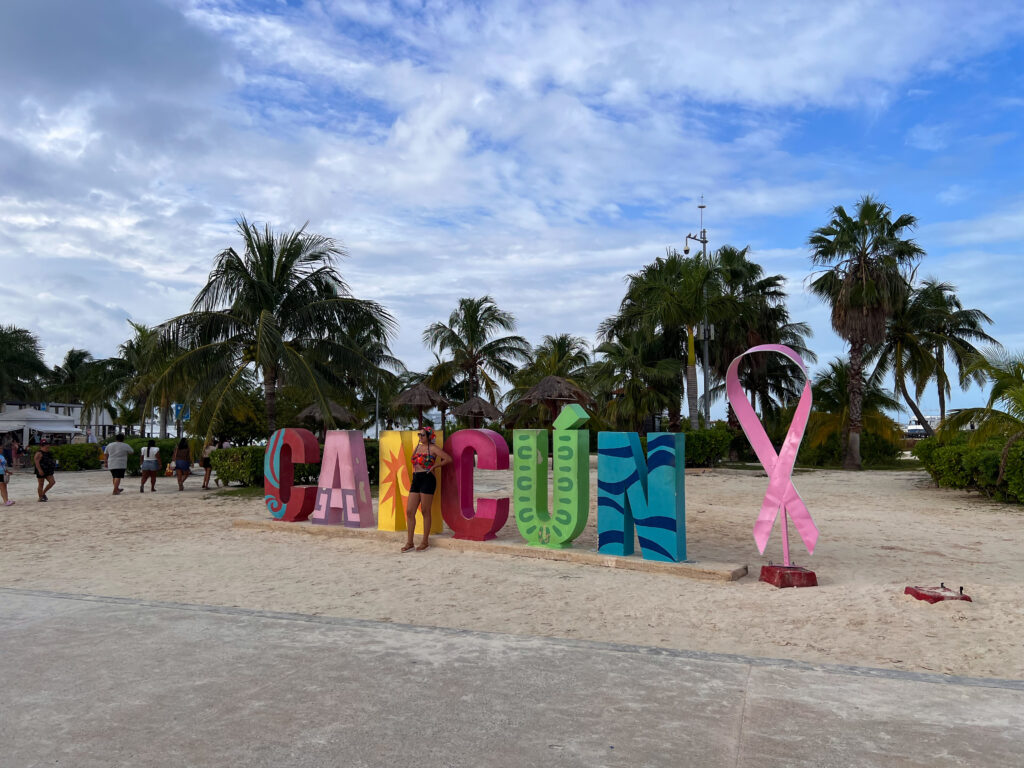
[898, 377, 934, 438]
[159, 399, 169, 439]
[936, 349, 947, 423]
[686, 327, 699, 430]
[845, 339, 865, 470]
[667, 369, 683, 432]
[264, 369, 278, 434]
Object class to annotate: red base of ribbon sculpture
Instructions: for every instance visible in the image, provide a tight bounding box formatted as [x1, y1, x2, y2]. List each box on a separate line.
[727, 344, 819, 567]
[904, 586, 972, 604]
[760, 565, 818, 589]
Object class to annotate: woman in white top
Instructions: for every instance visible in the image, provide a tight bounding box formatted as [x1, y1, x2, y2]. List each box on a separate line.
[139, 439, 161, 493]
[201, 440, 216, 490]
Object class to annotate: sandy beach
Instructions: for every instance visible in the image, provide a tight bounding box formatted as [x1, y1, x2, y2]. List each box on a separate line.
[1, 464, 1021, 680]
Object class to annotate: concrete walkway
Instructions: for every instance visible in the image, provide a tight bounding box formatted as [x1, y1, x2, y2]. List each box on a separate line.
[1, 588, 1021, 768]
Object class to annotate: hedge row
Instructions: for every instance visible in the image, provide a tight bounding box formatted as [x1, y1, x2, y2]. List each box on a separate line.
[913, 436, 1024, 503]
[211, 440, 381, 487]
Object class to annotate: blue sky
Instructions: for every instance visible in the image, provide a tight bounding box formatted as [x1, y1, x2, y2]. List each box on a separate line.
[1, 0, 1022, 418]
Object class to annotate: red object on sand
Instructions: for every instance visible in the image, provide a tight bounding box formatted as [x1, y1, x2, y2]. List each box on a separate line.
[904, 586, 972, 604]
[759, 565, 818, 588]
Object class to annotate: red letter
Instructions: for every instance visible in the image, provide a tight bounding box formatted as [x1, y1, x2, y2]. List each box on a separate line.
[264, 428, 321, 522]
[441, 429, 510, 540]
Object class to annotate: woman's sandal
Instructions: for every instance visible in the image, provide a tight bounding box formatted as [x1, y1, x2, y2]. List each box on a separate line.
[415, 543, 430, 551]
[400, 543, 415, 553]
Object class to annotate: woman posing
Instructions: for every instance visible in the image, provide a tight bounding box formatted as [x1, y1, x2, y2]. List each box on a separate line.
[401, 426, 451, 553]
[139, 440, 161, 492]
[173, 438, 192, 491]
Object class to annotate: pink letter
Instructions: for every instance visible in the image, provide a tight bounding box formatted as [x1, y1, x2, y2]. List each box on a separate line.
[441, 429, 510, 540]
[313, 431, 375, 527]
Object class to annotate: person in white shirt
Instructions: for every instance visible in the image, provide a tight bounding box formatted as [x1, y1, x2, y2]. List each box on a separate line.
[139, 439, 161, 493]
[103, 434, 135, 496]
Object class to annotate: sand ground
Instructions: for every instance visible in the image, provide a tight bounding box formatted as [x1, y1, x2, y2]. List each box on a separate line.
[1, 463, 1021, 679]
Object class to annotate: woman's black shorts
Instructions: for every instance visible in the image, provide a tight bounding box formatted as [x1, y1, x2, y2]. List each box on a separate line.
[409, 471, 436, 495]
[109, 468, 126, 479]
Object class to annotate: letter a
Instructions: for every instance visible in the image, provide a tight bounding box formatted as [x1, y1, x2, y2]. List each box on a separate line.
[313, 431, 374, 527]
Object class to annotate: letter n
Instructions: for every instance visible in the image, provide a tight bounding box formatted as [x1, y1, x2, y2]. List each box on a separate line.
[597, 432, 686, 562]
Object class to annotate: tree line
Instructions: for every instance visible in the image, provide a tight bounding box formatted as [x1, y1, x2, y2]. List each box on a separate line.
[1, 198, 1012, 470]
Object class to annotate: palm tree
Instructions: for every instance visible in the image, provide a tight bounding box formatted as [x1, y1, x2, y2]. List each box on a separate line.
[160, 218, 396, 435]
[804, 358, 903, 461]
[47, 348, 95, 403]
[868, 278, 941, 438]
[704, 245, 815, 423]
[922, 279, 997, 423]
[809, 195, 924, 469]
[591, 331, 681, 433]
[603, 249, 733, 430]
[941, 349, 1024, 485]
[423, 296, 531, 405]
[503, 334, 593, 426]
[0, 326, 47, 401]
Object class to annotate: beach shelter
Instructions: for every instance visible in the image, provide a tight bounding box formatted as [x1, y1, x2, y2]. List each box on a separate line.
[297, 400, 356, 440]
[452, 395, 503, 429]
[392, 383, 450, 429]
[519, 376, 592, 425]
[0, 408, 82, 445]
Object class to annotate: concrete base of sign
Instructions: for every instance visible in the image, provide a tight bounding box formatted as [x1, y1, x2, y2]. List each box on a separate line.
[232, 519, 748, 582]
[905, 586, 973, 604]
[759, 564, 818, 588]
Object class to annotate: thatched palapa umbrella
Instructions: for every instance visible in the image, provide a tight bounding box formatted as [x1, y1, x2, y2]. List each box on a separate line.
[452, 395, 503, 429]
[392, 382, 450, 429]
[520, 375, 592, 424]
[298, 400, 356, 440]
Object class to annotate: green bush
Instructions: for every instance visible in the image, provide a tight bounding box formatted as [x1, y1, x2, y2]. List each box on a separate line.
[913, 436, 1024, 503]
[797, 430, 901, 467]
[28, 443, 104, 471]
[211, 446, 265, 486]
[683, 424, 732, 467]
[210, 438, 381, 487]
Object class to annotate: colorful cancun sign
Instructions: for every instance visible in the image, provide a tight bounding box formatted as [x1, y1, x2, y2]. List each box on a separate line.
[263, 404, 688, 562]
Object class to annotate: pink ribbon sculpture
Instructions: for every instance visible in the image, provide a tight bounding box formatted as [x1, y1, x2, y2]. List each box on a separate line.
[726, 344, 818, 565]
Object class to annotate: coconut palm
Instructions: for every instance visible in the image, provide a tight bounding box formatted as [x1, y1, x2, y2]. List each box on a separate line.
[809, 195, 924, 469]
[804, 358, 903, 458]
[503, 334, 592, 425]
[941, 349, 1024, 485]
[47, 348, 96, 402]
[159, 218, 396, 435]
[591, 331, 681, 433]
[922, 280, 997, 423]
[603, 249, 734, 430]
[0, 326, 47, 401]
[423, 296, 531, 404]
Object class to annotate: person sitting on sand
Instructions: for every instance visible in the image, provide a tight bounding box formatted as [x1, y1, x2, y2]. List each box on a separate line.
[103, 434, 134, 496]
[401, 425, 451, 553]
[0, 450, 13, 506]
[139, 439, 161, 493]
[34, 440, 56, 502]
[173, 438, 192, 491]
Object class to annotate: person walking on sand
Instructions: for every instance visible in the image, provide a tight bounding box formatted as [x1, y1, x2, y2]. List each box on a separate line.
[200, 439, 216, 490]
[173, 438, 192, 491]
[103, 434, 134, 496]
[34, 440, 56, 502]
[139, 439, 161, 492]
[0, 450, 13, 506]
[401, 425, 451, 553]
